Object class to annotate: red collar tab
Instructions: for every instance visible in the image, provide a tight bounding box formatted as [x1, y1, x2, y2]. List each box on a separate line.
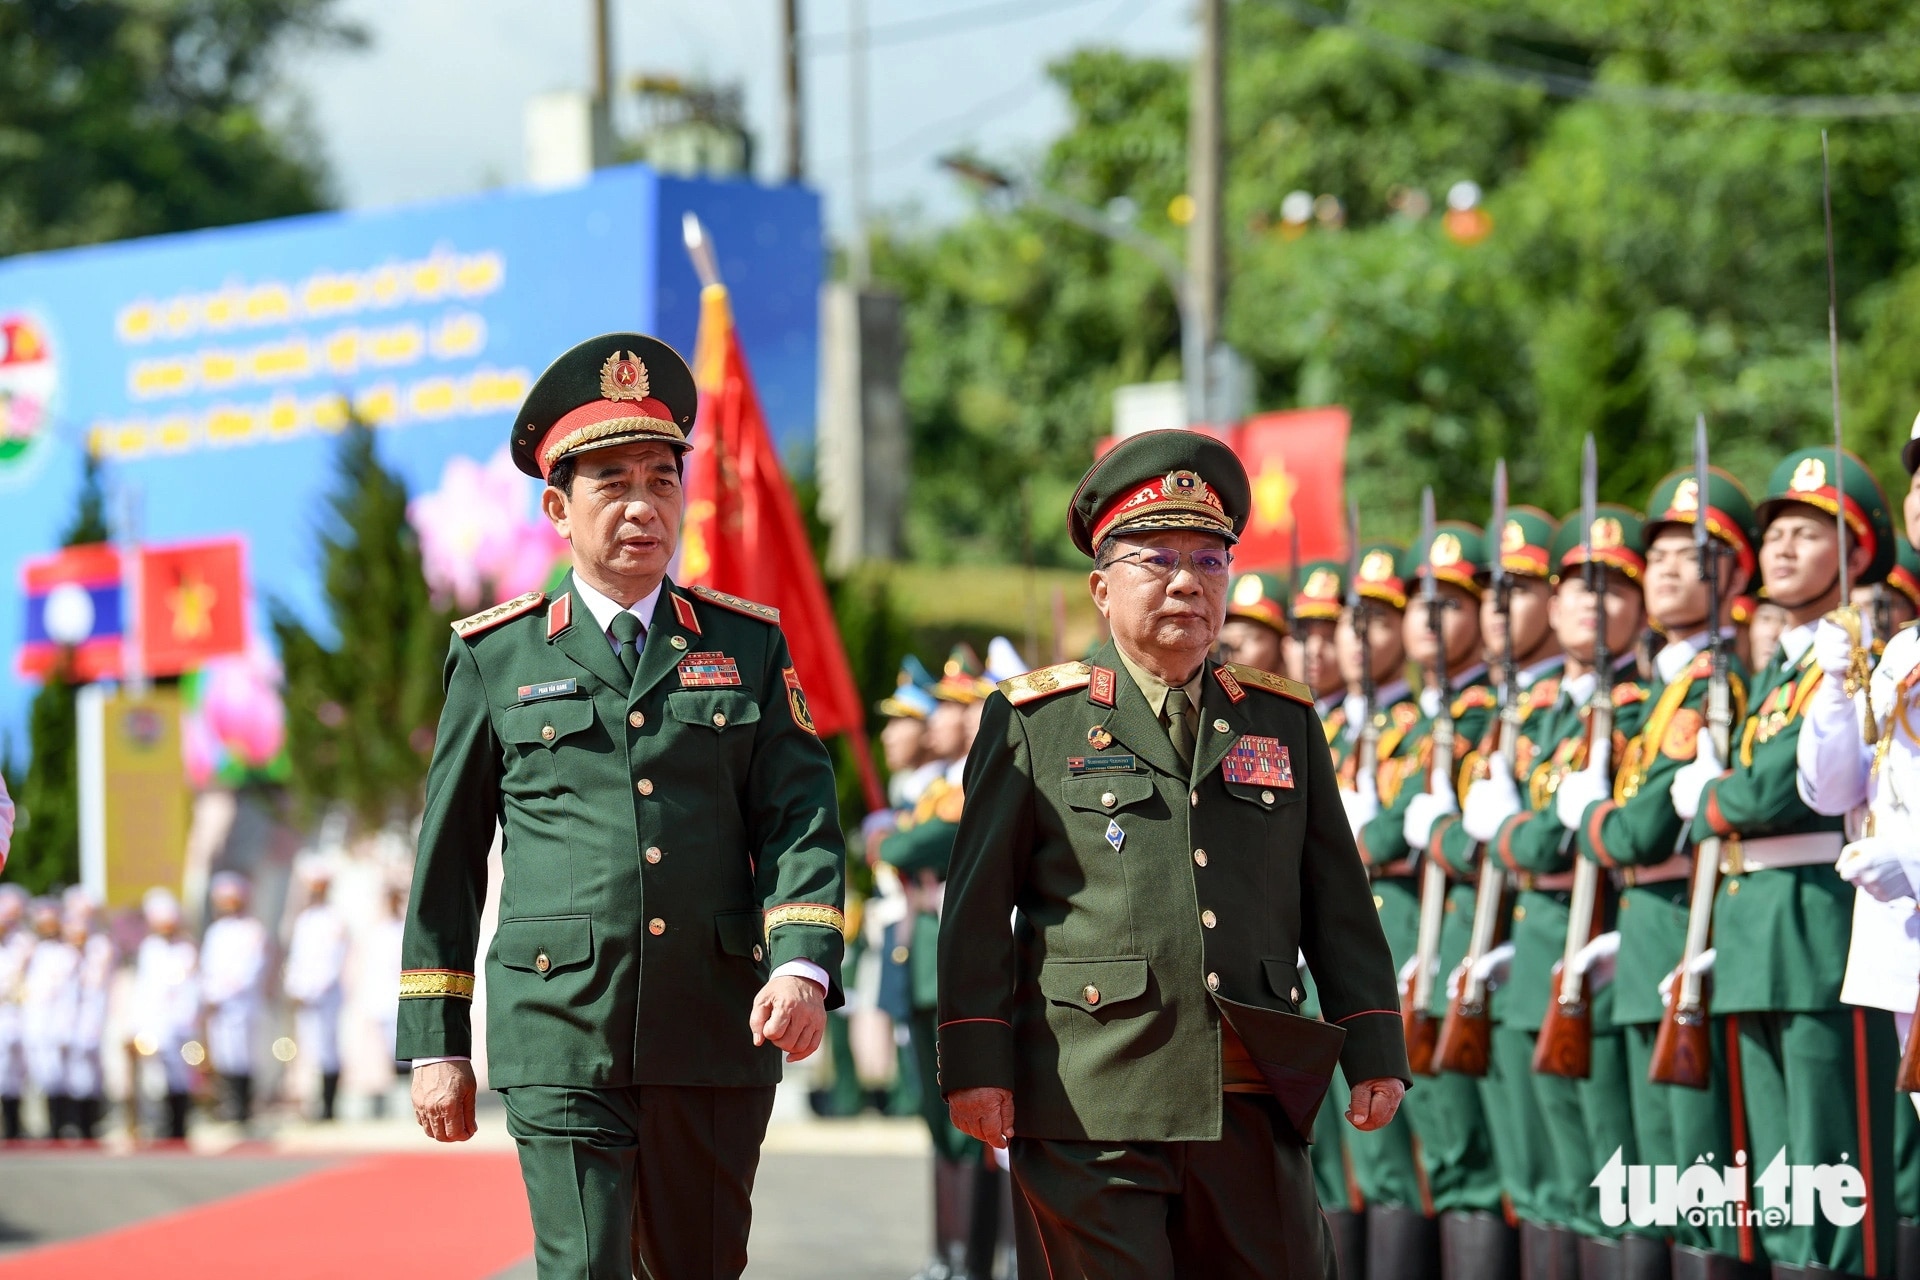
[547, 592, 573, 640]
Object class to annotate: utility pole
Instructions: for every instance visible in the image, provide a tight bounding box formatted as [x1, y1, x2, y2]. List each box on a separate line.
[1185, 0, 1224, 424]
[590, 0, 615, 167]
[783, 0, 804, 182]
[847, 0, 870, 285]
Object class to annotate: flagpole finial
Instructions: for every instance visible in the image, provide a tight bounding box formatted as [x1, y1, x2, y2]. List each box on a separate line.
[683, 213, 723, 290]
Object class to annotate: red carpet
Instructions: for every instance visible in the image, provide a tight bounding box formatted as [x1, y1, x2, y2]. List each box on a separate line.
[0, 1153, 532, 1279]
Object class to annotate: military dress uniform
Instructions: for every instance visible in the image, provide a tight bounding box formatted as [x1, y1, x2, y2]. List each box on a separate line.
[284, 869, 350, 1121]
[398, 334, 845, 1280]
[1688, 449, 1901, 1276]
[201, 875, 268, 1123]
[133, 888, 201, 1140]
[1563, 468, 1760, 1271]
[0, 884, 29, 1140]
[936, 431, 1408, 1278]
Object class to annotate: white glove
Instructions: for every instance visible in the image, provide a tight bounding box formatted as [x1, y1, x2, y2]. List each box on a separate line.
[1403, 790, 1453, 851]
[1569, 931, 1621, 991]
[1470, 940, 1515, 991]
[1343, 786, 1380, 835]
[1462, 772, 1523, 843]
[1555, 764, 1610, 832]
[1445, 960, 1466, 1000]
[1398, 954, 1420, 987]
[1837, 837, 1920, 903]
[1669, 730, 1723, 821]
[1657, 946, 1716, 1006]
[1812, 617, 1855, 677]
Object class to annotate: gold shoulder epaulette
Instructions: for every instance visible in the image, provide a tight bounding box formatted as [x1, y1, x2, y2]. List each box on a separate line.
[690, 586, 780, 624]
[1451, 685, 1497, 716]
[1689, 651, 1714, 678]
[1612, 682, 1649, 707]
[452, 590, 545, 638]
[1527, 678, 1560, 711]
[1227, 663, 1315, 706]
[999, 661, 1091, 706]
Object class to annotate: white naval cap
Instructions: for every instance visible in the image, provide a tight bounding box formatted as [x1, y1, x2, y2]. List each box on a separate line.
[209, 870, 252, 902]
[143, 887, 182, 928]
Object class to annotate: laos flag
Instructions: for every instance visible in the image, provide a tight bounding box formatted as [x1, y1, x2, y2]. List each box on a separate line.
[20, 543, 124, 681]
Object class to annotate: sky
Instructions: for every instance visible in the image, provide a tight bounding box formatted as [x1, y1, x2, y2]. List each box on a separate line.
[289, 0, 1192, 236]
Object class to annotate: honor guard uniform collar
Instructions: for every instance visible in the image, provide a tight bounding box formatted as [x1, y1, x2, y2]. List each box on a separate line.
[1413, 522, 1489, 598]
[1495, 507, 1558, 580]
[1755, 446, 1896, 585]
[1354, 541, 1409, 610]
[1069, 429, 1250, 557]
[512, 333, 699, 479]
[1292, 561, 1345, 621]
[1645, 467, 1760, 590]
[1228, 572, 1291, 636]
[1551, 504, 1647, 581]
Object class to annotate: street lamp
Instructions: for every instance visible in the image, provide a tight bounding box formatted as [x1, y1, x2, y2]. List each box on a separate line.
[940, 154, 1207, 426]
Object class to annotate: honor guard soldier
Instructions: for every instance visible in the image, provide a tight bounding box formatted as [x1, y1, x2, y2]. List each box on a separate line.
[400, 333, 845, 1280]
[133, 888, 201, 1140]
[61, 889, 112, 1140]
[1291, 562, 1349, 713]
[21, 895, 75, 1137]
[283, 861, 349, 1121]
[201, 870, 267, 1124]
[0, 884, 28, 1140]
[1560, 465, 1760, 1275]
[936, 430, 1409, 1278]
[1221, 570, 1294, 683]
[1677, 448, 1899, 1277]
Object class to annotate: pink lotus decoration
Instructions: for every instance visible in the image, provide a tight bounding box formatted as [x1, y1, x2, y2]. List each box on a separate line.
[181, 642, 289, 789]
[409, 446, 570, 611]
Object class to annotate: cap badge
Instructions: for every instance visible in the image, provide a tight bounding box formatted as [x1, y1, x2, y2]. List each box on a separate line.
[1791, 456, 1827, 493]
[1164, 469, 1211, 503]
[1232, 575, 1267, 606]
[1304, 568, 1339, 598]
[1671, 477, 1700, 514]
[599, 351, 651, 402]
[1501, 520, 1526, 554]
[1360, 549, 1395, 582]
[1591, 516, 1624, 549]
[1430, 532, 1463, 567]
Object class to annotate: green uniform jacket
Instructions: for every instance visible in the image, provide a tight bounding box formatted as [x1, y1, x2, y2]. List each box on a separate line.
[1690, 644, 1852, 1014]
[935, 642, 1410, 1144]
[1578, 648, 1749, 1027]
[397, 576, 847, 1088]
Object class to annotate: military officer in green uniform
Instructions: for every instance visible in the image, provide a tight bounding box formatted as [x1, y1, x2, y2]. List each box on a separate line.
[401, 334, 846, 1280]
[936, 430, 1410, 1277]
[1559, 467, 1758, 1276]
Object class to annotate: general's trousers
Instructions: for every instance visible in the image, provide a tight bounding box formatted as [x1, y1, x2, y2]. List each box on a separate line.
[503, 1082, 776, 1280]
[1010, 1093, 1335, 1279]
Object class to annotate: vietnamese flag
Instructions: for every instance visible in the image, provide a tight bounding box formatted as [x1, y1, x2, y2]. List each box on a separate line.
[141, 538, 247, 677]
[682, 280, 884, 810]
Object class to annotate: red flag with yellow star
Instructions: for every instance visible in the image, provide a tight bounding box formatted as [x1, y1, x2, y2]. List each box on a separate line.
[1226, 408, 1350, 568]
[140, 538, 247, 677]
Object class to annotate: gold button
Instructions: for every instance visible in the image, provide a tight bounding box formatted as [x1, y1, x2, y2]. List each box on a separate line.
[1083, 984, 1101, 1006]
[1201, 910, 1217, 928]
[1206, 972, 1220, 992]
[534, 951, 550, 973]
[629, 711, 645, 728]
[1190, 790, 1199, 807]
[1214, 718, 1230, 733]
[670, 635, 689, 650]
[1620, 896, 1631, 910]
[1373, 894, 1385, 909]
[1101, 791, 1117, 808]
[753, 945, 764, 962]
[713, 712, 727, 727]
[540, 725, 556, 741]
[637, 778, 653, 795]
[649, 918, 665, 935]
[1727, 879, 1740, 895]
[645, 846, 662, 864]
[1193, 849, 1208, 867]
[1291, 986, 1303, 1002]
[891, 945, 910, 964]
[1514, 905, 1526, 921]
[1261, 789, 1275, 804]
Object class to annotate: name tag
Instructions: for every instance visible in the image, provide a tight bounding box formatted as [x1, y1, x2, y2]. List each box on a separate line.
[1067, 754, 1137, 775]
[677, 652, 743, 688]
[516, 678, 578, 703]
[1223, 736, 1292, 788]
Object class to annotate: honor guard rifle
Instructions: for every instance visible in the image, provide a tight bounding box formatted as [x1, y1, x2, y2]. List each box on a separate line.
[1435, 461, 1514, 1077]
[1348, 501, 1381, 796]
[1651, 416, 1729, 1090]
[1536, 436, 1611, 1078]
[1402, 487, 1450, 1077]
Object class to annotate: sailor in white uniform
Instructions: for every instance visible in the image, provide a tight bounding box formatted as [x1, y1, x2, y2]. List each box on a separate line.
[282, 861, 349, 1121]
[200, 871, 268, 1123]
[133, 888, 201, 1139]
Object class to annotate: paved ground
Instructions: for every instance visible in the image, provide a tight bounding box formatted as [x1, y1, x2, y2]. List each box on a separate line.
[0, 1153, 329, 1256]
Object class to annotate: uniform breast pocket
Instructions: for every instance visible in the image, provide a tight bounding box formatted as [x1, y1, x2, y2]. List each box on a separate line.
[500, 698, 599, 793]
[1223, 779, 1303, 812]
[1061, 772, 1158, 818]
[667, 690, 762, 775]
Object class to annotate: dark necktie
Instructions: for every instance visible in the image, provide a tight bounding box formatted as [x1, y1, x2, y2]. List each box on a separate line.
[609, 611, 644, 680]
[1163, 688, 1195, 769]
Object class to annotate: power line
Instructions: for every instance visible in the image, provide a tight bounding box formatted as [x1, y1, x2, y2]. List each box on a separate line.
[804, 0, 1110, 55]
[1266, 0, 1920, 118]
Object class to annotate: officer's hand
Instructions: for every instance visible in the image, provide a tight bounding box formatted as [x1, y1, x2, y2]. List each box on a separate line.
[412, 1060, 477, 1143]
[948, 1086, 1015, 1149]
[1346, 1077, 1405, 1132]
[751, 975, 827, 1062]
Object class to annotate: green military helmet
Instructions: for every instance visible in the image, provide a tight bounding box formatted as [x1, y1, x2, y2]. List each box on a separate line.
[1887, 538, 1920, 615]
[1644, 468, 1760, 591]
[1550, 504, 1647, 582]
[510, 333, 700, 479]
[1291, 560, 1346, 622]
[1494, 507, 1558, 581]
[1227, 571, 1291, 636]
[1755, 447, 1897, 586]
[1411, 521, 1489, 598]
[1353, 541, 1410, 610]
[1069, 429, 1251, 557]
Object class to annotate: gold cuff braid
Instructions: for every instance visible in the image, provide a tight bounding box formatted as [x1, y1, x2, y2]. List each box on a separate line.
[763, 903, 846, 934]
[399, 970, 476, 1000]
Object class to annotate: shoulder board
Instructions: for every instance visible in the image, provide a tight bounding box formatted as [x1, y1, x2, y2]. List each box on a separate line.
[1612, 683, 1649, 707]
[689, 586, 780, 624]
[1527, 678, 1560, 711]
[452, 590, 545, 638]
[998, 661, 1091, 706]
[1391, 702, 1420, 729]
[1688, 651, 1714, 679]
[1450, 685, 1497, 716]
[1227, 663, 1315, 706]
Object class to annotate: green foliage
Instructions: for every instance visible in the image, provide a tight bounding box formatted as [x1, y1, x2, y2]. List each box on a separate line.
[271, 423, 452, 831]
[877, 0, 1920, 553]
[0, 0, 362, 254]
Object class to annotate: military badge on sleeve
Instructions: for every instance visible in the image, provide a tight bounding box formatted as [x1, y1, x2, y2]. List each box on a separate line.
[1223, 736, 1292, 788]
[783, 666, 818, 736]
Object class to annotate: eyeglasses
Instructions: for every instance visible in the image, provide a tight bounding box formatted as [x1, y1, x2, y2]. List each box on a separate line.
[1101, 547, 1232, 578]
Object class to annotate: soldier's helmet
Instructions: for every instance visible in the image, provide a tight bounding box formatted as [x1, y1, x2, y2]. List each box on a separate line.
[1754, 447, 1896, 586]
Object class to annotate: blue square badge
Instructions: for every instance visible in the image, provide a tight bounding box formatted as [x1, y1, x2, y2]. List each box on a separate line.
[1105, 819, 1125, 852]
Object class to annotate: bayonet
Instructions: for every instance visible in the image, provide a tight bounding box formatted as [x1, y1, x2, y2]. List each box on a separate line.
[1347, 501, 1379, 787]
[1404, 486, 1450, 1074]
